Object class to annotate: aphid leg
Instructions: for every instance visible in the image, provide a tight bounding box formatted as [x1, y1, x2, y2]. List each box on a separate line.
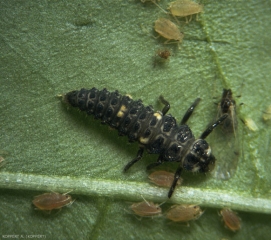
[188, 15, 193, 23]
[180, 98, 201, 125]
[168, 166, 183, 198]
[163, 39, 181, 49]
[146, 155, 164, 170]
[159, 95, 170, 115]
[124, 147, 144, 172]
[153, 35, 160, 39]
[173, 15, 180, 25]
[200, 114, 228, 139]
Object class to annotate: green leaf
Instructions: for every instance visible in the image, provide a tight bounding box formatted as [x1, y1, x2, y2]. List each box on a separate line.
[1, 0, 271, 239]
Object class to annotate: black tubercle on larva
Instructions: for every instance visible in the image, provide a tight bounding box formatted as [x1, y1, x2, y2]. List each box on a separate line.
[62, 87, 227, 198]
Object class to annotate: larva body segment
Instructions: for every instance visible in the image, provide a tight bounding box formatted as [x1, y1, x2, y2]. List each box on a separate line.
[63, 88, 194, 158]
[62, 87, 227, 198]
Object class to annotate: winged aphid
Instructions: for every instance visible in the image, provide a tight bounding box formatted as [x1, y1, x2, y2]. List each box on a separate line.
[210, 89, 240, 180]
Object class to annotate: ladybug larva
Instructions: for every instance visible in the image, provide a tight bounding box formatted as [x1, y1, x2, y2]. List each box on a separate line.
[61, 87, 227, 198]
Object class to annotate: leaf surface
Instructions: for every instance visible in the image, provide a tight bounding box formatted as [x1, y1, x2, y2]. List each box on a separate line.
[1, 0, 271, 239]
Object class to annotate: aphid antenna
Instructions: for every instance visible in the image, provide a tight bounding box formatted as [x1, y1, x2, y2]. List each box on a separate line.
[200, 114, 228, 139]
[66, 198, 76, 207]
[158, 201, 167, 207]
[152, 1, 168, 14]
[140, 195, 151, 206]
[197, 208, 205, 219]
[63, 190, 73, 195]
[139, 195, 167, 207]
[141, 0, 168, 14]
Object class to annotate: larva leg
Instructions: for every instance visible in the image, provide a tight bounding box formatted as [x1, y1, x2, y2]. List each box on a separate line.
[123, 147, 144, 172]
[168, 166, 183, 198]
[200, 114, 228, 139]
[180, 98, 201, 125]
[159, 95, 170, 115]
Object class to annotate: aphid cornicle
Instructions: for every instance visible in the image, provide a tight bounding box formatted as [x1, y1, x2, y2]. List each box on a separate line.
[210, 89, 240, 180]
[61, 88, 228, 198]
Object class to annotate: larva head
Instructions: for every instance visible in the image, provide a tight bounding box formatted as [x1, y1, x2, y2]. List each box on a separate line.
[60, 90, 79, 107]
[183, 139, 215, 173]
